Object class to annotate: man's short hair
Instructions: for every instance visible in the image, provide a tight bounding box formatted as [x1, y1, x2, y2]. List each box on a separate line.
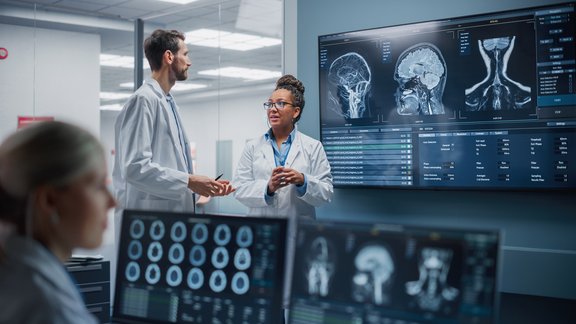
[144, 29, 185, 71]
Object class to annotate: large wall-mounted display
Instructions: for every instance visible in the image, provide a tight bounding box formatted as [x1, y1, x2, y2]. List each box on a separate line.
[319, 2, 575, 190]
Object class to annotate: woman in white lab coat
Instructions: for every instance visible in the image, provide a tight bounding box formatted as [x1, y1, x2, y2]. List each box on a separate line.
[0, 121, 116, 324]
[234, 74, 334, 219]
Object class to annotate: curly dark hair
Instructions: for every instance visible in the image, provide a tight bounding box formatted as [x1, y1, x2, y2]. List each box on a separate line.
[144, 29, 185, 71]
[275, 74, 305, 123]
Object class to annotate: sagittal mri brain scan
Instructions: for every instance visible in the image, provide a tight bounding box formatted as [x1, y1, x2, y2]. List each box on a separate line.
[352, 244, 395, 305]
[395, 43, 446, 116]
[328, 52, 372, 119]
[465, 36, 531, 111]
[405, 247, 459, 311]
[305, 237, 335, 297]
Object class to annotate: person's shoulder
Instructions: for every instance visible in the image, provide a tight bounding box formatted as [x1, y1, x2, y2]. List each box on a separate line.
[0, 265, 55, 318]
[120, 84, 164, 114]
[296, 131, 322, 145]
[246, 134, 267, 146]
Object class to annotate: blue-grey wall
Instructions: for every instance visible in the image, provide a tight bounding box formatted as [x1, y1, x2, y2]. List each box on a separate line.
[296, 0, 576, 300]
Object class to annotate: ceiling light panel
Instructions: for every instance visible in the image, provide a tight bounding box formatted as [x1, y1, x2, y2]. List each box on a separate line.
[153, 0, 199, 4]
[184, 28, 281, 51]
[198, 67, 281, 80]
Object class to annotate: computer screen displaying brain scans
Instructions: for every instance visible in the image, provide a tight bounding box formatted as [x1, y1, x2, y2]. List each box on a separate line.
[289, 220, 501, 324]
[318, 2, 576, 190]
[112, 210, 287, 323]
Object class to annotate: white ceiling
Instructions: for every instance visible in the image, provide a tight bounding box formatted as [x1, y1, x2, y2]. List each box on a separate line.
[0, 0, 283, 105]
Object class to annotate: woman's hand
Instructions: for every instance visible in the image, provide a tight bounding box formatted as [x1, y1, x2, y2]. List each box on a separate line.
[267, 166, 304, 194]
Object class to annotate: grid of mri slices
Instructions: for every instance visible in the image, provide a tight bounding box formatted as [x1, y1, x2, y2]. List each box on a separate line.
[114, 212, 286, 323]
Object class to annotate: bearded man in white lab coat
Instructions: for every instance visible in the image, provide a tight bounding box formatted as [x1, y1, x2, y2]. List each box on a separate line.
[113, 29, 234, 221]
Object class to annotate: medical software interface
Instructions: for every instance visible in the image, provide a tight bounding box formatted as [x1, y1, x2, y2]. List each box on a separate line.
[319, 2, 575, 190]
[289, 221, 500, 324]
[113, 210, 287, 323]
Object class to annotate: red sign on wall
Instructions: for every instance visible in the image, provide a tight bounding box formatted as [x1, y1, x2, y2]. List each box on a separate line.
[17, 116, 54, 129]
[0, 47, 7, 60]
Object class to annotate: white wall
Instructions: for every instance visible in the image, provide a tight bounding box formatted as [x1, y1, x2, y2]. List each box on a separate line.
[0, 23, 100, 139]
[0, 23, 105, 254]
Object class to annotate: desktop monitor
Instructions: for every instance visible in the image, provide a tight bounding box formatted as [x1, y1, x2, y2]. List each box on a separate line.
[319, 2, 576, 190]
[112, 210, 287, 323]
[289, 220, 501, 324]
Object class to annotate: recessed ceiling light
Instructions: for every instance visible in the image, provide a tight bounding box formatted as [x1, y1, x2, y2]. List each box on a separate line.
[153, 0, 199, 4]
[100, 54, 149, 69]
[198, 67, 281, 80]
[120, 82, 207, 91]
[185, 29, 281, 51]
[172, 83, 208, 91]
[100, 92, 132, 100]
[100, 104, 124, 111]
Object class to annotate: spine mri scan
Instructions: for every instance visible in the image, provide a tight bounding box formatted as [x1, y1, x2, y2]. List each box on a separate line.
[465, 36, 531, 111]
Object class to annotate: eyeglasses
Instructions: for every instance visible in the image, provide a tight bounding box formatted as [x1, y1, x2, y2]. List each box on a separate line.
[263, 101, 294, 110]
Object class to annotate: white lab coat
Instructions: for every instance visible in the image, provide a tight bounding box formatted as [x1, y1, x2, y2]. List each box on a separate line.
[112, 79, 195, 220]
[233, 129, 333, 308]
[0, 234, 97, 324]
[233, 129, 333, 219]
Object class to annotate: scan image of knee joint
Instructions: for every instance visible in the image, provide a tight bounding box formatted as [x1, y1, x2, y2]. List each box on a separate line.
[405, 247, 459, 311]
[352, 244, 395, 305]
[304, 237, 335, 297]
[328, 52, 372, 119]
[465, 36, 531, 111]
[394, 43, 446, 116]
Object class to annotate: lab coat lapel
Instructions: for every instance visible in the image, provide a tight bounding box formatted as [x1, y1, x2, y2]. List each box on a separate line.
[163, 98, 184, 159]
[285, 131, 301, 167]
[262, 138, 277, 169]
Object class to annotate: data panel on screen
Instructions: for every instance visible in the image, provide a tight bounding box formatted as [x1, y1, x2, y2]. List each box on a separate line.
[112, 210, 287, 324]
[289, 221, 500, 324]
[319, 2, 576, 190]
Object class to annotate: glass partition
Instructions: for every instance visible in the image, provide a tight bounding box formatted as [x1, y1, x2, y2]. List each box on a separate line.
[0, 0, 283, 312]
[0, 0, 283, 214]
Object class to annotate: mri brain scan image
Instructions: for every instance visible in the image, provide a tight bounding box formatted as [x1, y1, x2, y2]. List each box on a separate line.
[465, 36, 531, 111]
[147, 241, 163, 262]
[231, 272, 250, 295]
[192, 223, 209, 244]
[328, 52, 372, 119]
[170, 221, 187, 242]
[166, 265, 183, 287]
[352, 244, 395, 305]
[305, 237, 335, 297]
[394, 43, 446, 116]
[145, 263, 161, 285]
[405, 247, 459, 311]
[187, 267, 204, 290]
[129, 219, 145, 239]
[125, 261, 140, 282]
[168, 243, 185, 264]
[149, 220, 166, 240]
[209, 270, 227, 293]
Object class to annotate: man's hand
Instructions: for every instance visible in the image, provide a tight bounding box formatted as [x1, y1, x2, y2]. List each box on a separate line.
[188, 175, 235, 197]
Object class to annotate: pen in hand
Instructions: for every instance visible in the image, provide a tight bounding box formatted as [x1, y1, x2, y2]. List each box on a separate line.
[215, 173, 224, 181]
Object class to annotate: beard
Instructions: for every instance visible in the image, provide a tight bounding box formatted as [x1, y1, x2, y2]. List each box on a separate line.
[176, 69, 188, 81]
[173, 64, 188, 81]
